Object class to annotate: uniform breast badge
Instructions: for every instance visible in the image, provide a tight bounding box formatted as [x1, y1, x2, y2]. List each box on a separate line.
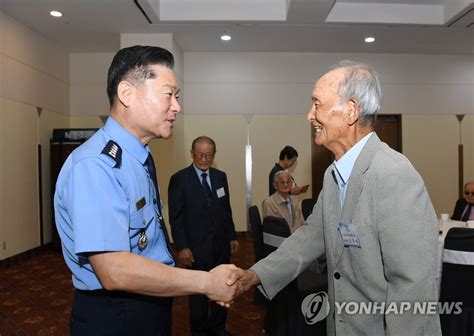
[138, 230, 148, 250]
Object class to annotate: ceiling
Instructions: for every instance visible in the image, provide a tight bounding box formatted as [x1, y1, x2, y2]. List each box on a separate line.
[1, 0, 473, 54]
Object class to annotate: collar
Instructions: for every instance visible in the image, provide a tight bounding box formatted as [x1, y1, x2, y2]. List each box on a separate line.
[103, 117, 150, 165]
[333, 132, 374, 184]
[193, 163, 209, 176]
[275, 193, 290, 205]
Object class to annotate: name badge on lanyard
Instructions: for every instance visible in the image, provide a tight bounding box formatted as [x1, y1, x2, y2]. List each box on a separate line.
[338, 223, 362, 248]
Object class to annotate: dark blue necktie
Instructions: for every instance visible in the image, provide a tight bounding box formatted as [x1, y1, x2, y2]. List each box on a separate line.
[201, 172, 212, 207]
[144, 153, 173, 254]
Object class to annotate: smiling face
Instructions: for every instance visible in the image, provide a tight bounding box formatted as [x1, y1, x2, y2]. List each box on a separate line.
[192, 141, 215, 171]
[119, 64, 181, 144]
[307, 68, 353, 159]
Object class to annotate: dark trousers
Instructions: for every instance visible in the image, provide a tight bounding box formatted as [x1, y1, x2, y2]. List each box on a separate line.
[189, 294, 227, 336]
[71, 290, 172, 336]
[190, 239, 230, 336]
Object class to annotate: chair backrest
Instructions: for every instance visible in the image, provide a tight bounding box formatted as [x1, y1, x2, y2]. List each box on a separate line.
[301, 198, 317, 220]
[440, 227, 474, 305]
[249, 205, 264, 262]
[262, 216, 291, 257]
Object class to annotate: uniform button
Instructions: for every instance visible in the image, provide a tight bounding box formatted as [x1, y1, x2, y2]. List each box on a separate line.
[153, 198, 157, 204]
[334, 272, 341, 279]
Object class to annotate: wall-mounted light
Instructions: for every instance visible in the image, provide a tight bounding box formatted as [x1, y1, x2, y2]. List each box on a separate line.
[220, 33, 231, 41]
[50, 10, 63, 17]
[364, 36, 375, 43]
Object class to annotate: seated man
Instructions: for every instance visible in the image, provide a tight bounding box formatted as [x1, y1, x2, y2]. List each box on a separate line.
[268, 146, 309, 196]
[262, 171, 304, 233]
[452, 181, 474, 221]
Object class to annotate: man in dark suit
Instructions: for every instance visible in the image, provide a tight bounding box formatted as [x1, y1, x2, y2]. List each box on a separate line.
[168, 136, 238, 336]
[452, 181, 474, 221]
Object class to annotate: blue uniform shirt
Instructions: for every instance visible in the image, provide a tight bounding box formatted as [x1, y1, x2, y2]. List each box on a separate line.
[54, 117, 174, 290]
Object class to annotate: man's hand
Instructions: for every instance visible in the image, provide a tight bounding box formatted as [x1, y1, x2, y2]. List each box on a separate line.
[177, 248, 194, 268]
[205, 264, 243, 307]
[230, 240, 239, 254]
[227, 268, 261, 298]
[292, 185, 309, 195]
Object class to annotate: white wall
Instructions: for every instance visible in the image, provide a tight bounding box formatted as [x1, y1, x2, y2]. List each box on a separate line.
[0, 12, 70, 260]
[183, 52, 473, 116]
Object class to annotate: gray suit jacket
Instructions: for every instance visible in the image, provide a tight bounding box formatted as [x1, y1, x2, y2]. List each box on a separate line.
[252, 133, 441, 336]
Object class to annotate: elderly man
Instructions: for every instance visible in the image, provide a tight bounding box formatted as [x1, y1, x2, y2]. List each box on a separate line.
[451, 181, 474, 221]
[169, 136, 238, 336]
[262, 170, 304, 233]
[268, 146, 309, 196]
[231, 61, 441, 335]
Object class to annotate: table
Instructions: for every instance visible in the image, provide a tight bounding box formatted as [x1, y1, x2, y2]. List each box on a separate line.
[437, 219, 468, 295]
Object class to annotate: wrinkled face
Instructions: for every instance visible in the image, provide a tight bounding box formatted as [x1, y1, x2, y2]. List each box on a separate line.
[130, 65, 180, 142]
[274, 172, 292, 195]
[192, 142, 215, 171]
[465, 183, 474, 204]
[307, 69, 351, 155]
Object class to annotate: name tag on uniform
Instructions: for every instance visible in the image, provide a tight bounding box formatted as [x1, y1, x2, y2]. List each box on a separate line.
[338, 223, 361, 248]
[136, 197, 146, 211]
[216, 187, 226, 198]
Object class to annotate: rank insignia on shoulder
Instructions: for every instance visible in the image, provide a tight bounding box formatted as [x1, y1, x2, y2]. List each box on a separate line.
[101, 140, 122, 168]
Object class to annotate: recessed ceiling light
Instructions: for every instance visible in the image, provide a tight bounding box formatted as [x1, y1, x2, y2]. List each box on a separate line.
[220, 33, 231, 41]
[50, 10, 63, 18]
[364, 36, 375, 43]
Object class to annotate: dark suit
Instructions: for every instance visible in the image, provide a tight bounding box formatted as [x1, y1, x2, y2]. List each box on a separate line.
[452, 198, 471, 221]
[168, 164, 236, 335]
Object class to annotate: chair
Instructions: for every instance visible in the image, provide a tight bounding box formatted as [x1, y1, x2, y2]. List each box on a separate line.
[439, 227, 474, 336]
[301, 198, 317, 220]
[261, 216, 327, 335]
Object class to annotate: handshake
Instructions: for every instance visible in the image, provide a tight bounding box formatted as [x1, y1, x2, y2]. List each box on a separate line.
[204, 264, 260, 307]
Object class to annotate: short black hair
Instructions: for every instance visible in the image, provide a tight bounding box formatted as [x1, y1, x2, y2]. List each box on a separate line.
[191, 136, 217, 154]
[106, 45, 175, 106]
[279, 146, 298, 160]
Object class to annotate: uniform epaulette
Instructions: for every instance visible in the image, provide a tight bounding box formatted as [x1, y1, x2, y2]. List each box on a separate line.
[101, 140, 122, 168]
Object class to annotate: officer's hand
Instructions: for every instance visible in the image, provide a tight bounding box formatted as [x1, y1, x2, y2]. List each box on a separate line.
[230, 240, 239, 254]
[177, 248, 194, 268]
[206, 264, 242, 307]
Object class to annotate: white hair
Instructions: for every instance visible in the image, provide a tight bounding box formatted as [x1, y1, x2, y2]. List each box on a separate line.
[332, 60, 382, 127]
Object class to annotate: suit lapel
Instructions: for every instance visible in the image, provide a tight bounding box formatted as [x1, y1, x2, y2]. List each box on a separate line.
[333, 133, 381, 267]
[325, 167, 342, 258]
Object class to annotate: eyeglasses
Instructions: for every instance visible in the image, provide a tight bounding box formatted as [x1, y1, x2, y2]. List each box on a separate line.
[193, 152, 214, 160]
[465, 191, 474, 196]
[276, 180, 292, 185]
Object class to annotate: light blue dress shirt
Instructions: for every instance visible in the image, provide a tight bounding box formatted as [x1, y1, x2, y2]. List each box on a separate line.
[333, 132, 374, 206]
[54, 117, 174, 290]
